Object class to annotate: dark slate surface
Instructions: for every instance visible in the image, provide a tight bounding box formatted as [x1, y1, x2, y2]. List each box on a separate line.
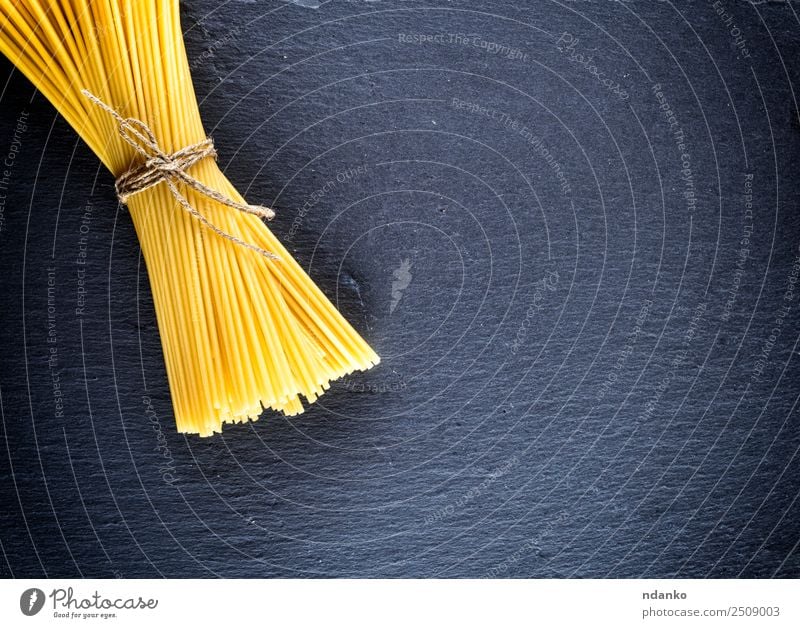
[1, 0, 799, 578]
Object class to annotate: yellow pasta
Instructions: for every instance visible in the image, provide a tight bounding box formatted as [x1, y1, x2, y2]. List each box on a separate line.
[0, 0, 379, 435]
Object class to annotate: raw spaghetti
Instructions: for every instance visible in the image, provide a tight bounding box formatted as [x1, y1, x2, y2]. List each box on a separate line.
[0, 1, 379, 436]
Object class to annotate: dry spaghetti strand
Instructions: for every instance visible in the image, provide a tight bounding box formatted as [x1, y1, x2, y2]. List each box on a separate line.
[0, 0, 379, 435]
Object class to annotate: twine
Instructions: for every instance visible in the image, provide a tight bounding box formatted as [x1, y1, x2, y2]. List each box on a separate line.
[82, 89, 279, 261]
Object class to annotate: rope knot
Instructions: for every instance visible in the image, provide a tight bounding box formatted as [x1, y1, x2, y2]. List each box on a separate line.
[82, 89, 278, 261]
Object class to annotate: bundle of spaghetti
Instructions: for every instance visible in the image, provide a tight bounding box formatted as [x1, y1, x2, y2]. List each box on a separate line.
[0, 0, 379, 436]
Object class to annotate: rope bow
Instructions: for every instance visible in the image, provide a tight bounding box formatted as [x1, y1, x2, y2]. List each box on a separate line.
[82, 89, 279, 261]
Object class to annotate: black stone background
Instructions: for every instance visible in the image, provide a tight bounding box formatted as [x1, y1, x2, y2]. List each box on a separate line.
[0, 0, 799, 578]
